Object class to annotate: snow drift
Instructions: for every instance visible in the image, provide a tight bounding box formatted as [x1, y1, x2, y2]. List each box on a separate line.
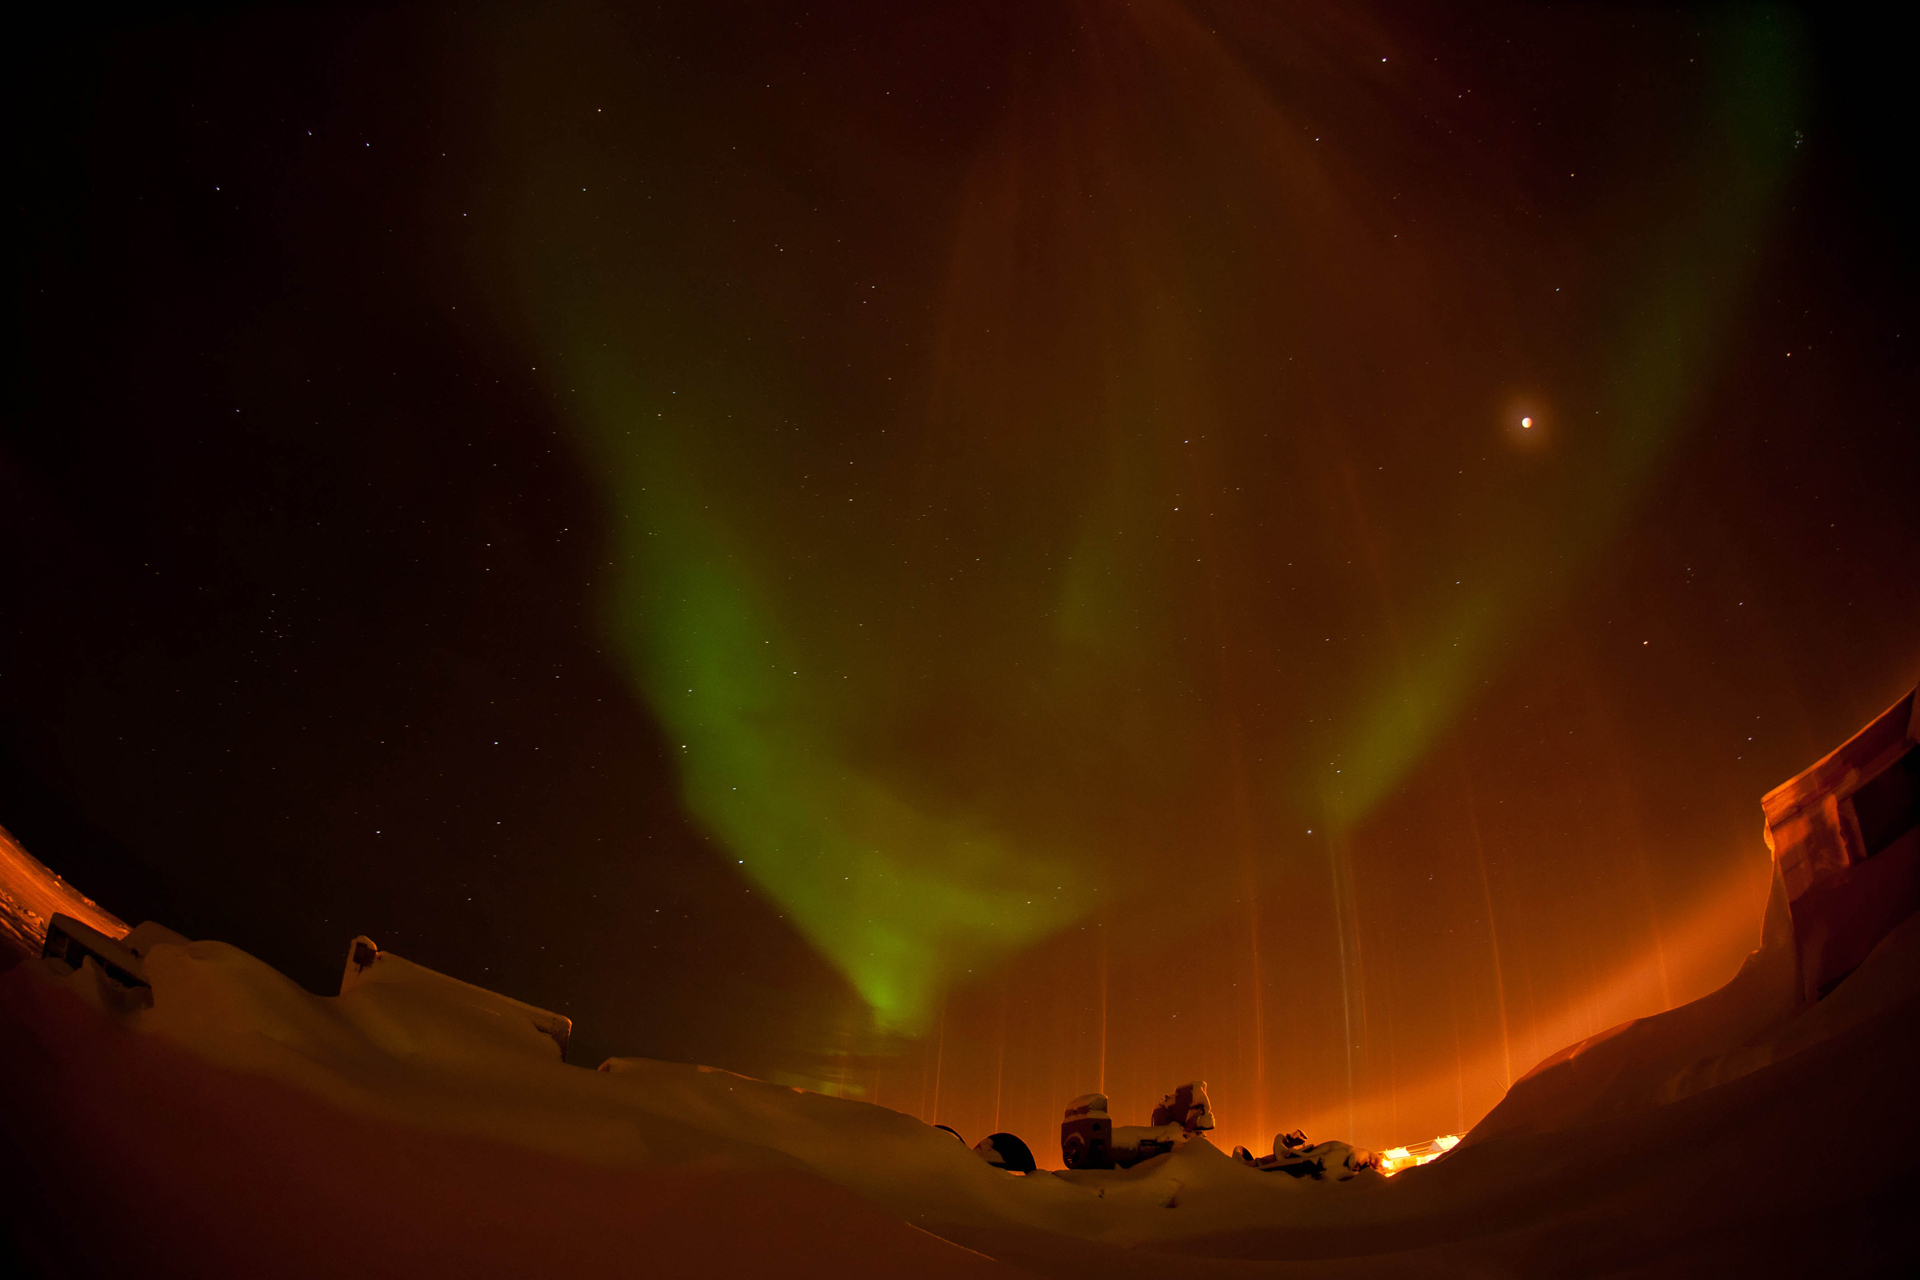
[2, 686, 1916, 1276]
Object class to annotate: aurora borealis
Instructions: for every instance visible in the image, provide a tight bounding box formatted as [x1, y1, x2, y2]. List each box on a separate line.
[6, 0, 1917, 1160]
[512, 2, 1808, 1036]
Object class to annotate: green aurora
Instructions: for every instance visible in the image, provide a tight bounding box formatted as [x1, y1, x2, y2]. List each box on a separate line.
[494, 3, 1803, 1034]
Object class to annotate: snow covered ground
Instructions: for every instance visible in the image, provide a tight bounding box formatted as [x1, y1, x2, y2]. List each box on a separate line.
[3, 861, 1915, 1277]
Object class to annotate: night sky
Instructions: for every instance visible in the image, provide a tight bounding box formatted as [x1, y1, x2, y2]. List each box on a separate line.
[6, 1, 1915, 1155]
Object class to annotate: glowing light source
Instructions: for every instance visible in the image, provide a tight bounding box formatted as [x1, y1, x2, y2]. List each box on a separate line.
[1521, 416, 1533, 428]
[1377, 1132, 1463, 1175]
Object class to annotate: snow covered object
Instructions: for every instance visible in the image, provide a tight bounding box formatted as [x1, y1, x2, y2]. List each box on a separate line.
[1107, 1121, 1189, 1167]
[1061, 1081, 1215, 1169]
[1231, 1128, 1381, 1180]
[1762, 681, 1920, 1002]
[1149, 1080, 1215, 1131]
[38, 915, 190, 1009]
[339, 934, 573, 1059]
[1059, 1092, 1113, 1169]
[972, 1131, 1037, 1173]
[41, 913, 149, 991]
[4, 847, 1916, 1273]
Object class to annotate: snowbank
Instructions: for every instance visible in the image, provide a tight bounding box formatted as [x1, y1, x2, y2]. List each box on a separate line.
[4, 901, 1915, 1277]
[5, 686, 1916, 1275]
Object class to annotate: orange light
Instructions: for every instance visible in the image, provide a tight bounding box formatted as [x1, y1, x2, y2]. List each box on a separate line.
[1378, 1132, 1462, 1175]
[0, 825, 129, 955]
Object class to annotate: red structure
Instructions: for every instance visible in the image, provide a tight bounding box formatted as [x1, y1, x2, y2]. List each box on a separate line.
[1763, 683, 1920, 1001]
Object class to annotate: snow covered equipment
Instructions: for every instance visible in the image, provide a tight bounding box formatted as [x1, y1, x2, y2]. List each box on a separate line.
[1255, 1149, 1322, 1178]
[1061, 1082, 1217, 1170]
[973, 1132, 1037, 1173]
[1249, 1130, 1381, 1180]
[1060, 1093, 1113, 1169]
[41, 913, 147, 989]
[1150, 1080, 1215, 1131]
[1106, 1122, 1186, 1167]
